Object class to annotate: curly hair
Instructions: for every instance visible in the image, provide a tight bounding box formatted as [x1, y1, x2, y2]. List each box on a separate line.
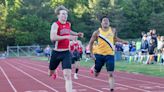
[54, 5, 69, 15]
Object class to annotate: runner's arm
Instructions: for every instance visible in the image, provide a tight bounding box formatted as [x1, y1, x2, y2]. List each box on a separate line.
[115, 37, 128, 44]
[89, 30, 99, 55]
[69, 23, 83, 38]
[70, 31, 84, 38]
[113, 28, 128, 44]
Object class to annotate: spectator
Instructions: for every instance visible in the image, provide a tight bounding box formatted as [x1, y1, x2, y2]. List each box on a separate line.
[147, 32, 152, 43]
[140, 34, 149, 63]
[141, 31, 145, 38]
[161, 48, 164, 65]
[122, 43, 129, 61]
[136, 40, 141, 51]
[35, 46, 43, 56]
[157, 36, 164, 52]
[44, 45, 51, 60]
[115, 42, 123, 51]
[130, 44, 136, 56]
[147, 39, 156, 64]
[151, 29, 158, 48]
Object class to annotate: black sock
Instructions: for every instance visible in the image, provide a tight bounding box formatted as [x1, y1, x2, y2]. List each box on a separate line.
[75, 68, 79, 73]
[110, 89, 114, 92]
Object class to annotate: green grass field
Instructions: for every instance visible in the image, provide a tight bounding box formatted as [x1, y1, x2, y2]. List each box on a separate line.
[31, 57, 164, 77]
[115, 61, 164, 77]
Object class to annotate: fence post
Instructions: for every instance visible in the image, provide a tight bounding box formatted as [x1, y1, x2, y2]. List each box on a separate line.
[17, 45, 19, 57]
[7, 46, 9, 57]
[28, 46, 30, 56]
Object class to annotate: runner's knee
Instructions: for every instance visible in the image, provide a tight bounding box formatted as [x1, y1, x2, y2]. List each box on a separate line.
[109, 74, 113, 77]
[64, 73, 71, 80]
[108, 72, 114, 77]
[63, 70, 71, 80]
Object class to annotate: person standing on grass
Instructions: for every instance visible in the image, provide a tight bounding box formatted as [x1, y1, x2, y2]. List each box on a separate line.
[44, 45, 51, 61]
[146, 39, 156, 64]
[89, 16, 128, 92]
[48, 5, 83, 92]
[141, 34, 149, 63]
[161, 47, 164, 65]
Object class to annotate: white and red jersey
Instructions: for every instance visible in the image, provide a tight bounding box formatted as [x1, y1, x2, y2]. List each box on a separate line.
[70, 41, 75, 52]
[78, 46, 83, 54]
[74, 41, 79, 51]
[70, 41, 79, 51]
[54, 21, 71, 50]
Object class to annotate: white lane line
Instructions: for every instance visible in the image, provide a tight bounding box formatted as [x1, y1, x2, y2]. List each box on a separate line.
[15, 60, 151, 92]
[14, 61, 103, 92]
[18, 60, 152, 92]
[76, 72, 151, 92]
[23, 61, 164, 86]
[79, 69, 164, 86]
[25, 90, 48, 92]
[0, 66, 17, 92]
[5, 62, 59, 92]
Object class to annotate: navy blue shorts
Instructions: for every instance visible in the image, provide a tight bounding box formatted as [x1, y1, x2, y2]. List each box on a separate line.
[94, 54, 115, 73]
[71, 50, 80, 64]
[142, 51, 147, 54]
[71, 56, 80, 64]
[49, 50, 71, 70]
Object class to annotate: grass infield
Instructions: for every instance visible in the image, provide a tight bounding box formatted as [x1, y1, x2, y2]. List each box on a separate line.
[31, 57, 164, 77]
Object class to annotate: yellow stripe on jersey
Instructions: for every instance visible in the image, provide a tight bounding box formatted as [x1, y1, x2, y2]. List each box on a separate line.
[92, 44, 98, 54]
[96, 27, 115, 55]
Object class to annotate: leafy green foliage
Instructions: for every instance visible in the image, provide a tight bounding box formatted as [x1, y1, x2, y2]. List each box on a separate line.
[0, 31, 15, 50]
[15, 31, 35, 45]
[13, 15, 51, 44]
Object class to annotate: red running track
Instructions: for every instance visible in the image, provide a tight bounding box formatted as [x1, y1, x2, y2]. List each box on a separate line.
[0, 58, 164, 92]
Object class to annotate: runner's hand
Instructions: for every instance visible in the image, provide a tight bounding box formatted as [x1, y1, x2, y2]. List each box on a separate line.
[90, 54, 96, 61]
[78, 32, 84, 38]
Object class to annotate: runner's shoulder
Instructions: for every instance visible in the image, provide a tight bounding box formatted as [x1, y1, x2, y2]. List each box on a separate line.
[111, 27, 116, 34]
[92, 30, 99, 37]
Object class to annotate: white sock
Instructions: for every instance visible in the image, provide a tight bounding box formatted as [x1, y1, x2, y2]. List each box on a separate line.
[65, 80, 72, 92]
[109, 77, 114, 89]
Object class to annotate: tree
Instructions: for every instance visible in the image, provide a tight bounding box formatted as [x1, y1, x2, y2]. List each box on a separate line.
[148, 12, 164, 35]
